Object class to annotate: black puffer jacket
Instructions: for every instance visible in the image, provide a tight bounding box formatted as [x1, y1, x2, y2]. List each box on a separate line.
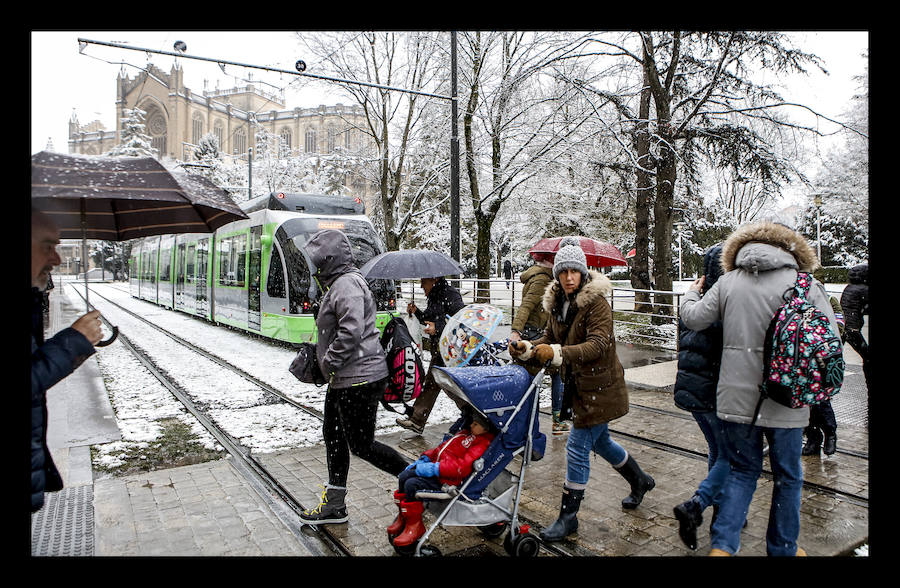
[674, 245, 724, 413]
[840, 263, 868, 332]
[414, 278, 464, 367]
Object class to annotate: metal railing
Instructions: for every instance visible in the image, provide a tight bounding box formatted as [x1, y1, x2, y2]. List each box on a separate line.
[393, 277, 682, 351]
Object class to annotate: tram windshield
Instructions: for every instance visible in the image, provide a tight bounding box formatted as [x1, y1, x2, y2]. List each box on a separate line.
[277, 217, 395, 311]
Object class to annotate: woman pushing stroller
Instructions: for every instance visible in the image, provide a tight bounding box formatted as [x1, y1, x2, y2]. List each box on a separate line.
[508, 237, 655, 541]
[387, 412, 497, 548]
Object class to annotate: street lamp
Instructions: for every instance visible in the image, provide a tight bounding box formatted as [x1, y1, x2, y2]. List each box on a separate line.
[813, 193, 823, 263]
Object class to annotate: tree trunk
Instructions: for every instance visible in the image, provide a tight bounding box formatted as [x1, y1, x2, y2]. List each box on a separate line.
[651, 121, 676, 319]
[631, 67, 654, 314]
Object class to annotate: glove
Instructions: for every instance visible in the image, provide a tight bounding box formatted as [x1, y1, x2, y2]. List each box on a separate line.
[533, 343, 563, 366]
[404, 455, 430, 471]
[508, 340, 532, 359]
[415, 461, 440, 478]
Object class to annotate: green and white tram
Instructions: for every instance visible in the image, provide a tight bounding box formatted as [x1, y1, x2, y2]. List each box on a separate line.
[129, 192, 397, 344]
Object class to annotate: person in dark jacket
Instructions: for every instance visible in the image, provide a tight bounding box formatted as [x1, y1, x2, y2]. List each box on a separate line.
[802, 289, 845, 456]
[298, 229, 410, 525]
[509, 237, 655, 542]
[396, 276, 466, 434]
[672, 244, 731, 550]
[840, 263, 869, 391]
[31, 209, 102, 512]
[503, 259, 513, 288]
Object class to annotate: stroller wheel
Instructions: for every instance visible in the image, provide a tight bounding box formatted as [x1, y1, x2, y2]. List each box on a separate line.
[504, 531, 540, 557]
[478, 521, 509, 538]
[419, 545, 442, 557]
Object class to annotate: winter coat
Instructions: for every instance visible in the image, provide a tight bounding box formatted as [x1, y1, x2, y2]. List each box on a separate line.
[680, 222, 839, 429]
[413, 278, 465, 368]
[306, 229, 389, 389]
[510, 264, 552, 338]
[30, 288, 95, 512]
[422, 428, 495, 487]
[673, 244, 724, 414]
[526, 270, 629, 428]
[840, 263, 868, 332]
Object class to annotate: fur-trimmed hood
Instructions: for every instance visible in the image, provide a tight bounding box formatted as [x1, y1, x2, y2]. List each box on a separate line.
[720, 221, 819, 274]
[541, 269, 612, 313]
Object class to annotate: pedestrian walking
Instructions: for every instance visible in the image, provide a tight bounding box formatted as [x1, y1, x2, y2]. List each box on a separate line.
[503, 259, 513, 288]
[680, 221, 840, 556]
[298, 229, 410, 525]
[508, 255, 568, 435]
[508, 237, 655, 542]
[396, 276, 466, 434]
[801, 289, 844, 457]
[672, 243, 732, 551]
[31, 209, 103, 512]
[840, 263, 869, 391]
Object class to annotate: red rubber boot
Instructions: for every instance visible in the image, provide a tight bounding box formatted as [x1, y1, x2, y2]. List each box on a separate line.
[392, 500, 426, 548]
[386, 491, 406, 539]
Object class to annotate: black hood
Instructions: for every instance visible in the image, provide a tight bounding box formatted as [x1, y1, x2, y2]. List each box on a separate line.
[848, 263, 868, 285]
[702, 243, 724, 294]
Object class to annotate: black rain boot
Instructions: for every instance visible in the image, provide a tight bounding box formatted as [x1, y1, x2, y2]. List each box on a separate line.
[615, 455, 655, 509]
[802, 427, 822, 456]
[673, 496, 704, 550]
[822, 428, 837, 456]
[539, 486, 584, 542]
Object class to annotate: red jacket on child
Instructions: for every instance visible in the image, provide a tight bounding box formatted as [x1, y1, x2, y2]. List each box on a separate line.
[422, 429, 495, 486]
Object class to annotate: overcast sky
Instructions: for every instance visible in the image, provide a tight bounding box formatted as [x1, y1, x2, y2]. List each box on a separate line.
[31, 30, 868, 158]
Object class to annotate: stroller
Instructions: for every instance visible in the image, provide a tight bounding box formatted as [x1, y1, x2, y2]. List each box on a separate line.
[389, 362, 548, 557]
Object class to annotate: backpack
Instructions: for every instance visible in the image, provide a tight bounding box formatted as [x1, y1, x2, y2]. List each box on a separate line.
[379, 317, 425, 414]
[751, 272, 844, 427]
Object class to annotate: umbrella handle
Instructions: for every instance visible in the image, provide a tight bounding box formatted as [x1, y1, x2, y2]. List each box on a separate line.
[96, 326, 119, 347]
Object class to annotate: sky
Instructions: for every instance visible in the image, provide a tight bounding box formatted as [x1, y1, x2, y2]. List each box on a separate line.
[31, 30, 868, 176]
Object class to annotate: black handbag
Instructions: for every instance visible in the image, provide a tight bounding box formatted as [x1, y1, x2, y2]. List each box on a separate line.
[289, 342, 327, 386]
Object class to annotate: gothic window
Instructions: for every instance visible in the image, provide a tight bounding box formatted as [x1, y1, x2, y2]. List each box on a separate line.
[234, 127, 247, 155]
[191, 113, 204, 146]
[280, 128, 292, 153]
[305, 128, 317, 153]
[344, 128, 351, 150]
[327, 127, 336, 152]
[144, 105, 167, 158]
[213, 121, 224, 150]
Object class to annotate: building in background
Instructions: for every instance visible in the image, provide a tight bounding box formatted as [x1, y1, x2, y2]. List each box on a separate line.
[68, 63, 377, 202]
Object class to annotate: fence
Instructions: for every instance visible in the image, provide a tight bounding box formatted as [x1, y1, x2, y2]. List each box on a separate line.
[393, 277, 682, 351]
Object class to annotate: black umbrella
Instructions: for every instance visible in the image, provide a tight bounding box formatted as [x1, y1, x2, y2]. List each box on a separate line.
[31, 151, 249, 345]
[359, 249, 464, 280]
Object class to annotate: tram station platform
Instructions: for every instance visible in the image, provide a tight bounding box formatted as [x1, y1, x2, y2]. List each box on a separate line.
[30, 290, 869, 558]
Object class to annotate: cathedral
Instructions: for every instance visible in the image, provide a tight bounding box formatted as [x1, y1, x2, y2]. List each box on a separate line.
[67, 62, 376, 199]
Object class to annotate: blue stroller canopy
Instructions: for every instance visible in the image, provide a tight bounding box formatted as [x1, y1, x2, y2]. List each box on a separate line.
[432, 365, 546, 499]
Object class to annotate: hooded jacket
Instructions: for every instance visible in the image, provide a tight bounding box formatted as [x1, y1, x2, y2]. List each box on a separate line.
[840, 263, 868, 332]
[673, 244, 724, 413]
[510, 264, 552, 337]
[524, 270, 629, 428]
[680, 222, 839, 428]
[413, 278, 464, 368]
[305, 229, 388, 389]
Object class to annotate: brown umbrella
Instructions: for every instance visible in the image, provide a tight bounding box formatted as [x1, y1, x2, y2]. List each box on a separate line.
[31, 151, 248, 345]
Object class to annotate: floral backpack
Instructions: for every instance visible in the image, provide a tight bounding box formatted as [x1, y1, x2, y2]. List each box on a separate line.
[751, 272, 845, 427]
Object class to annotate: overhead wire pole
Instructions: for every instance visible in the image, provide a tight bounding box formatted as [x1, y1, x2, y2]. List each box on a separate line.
[79, 36, 462, 260]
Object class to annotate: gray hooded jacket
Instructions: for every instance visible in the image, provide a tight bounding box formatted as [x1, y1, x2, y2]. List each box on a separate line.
[305, 229, 388, 389]
[679, 222, 839, 429]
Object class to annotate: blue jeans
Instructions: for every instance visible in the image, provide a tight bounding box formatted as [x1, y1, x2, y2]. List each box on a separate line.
[565, 423, 628, 488]
[551, 373, 563, 413]
[710, 422, 803, 556]
[692, 411, 731, 510]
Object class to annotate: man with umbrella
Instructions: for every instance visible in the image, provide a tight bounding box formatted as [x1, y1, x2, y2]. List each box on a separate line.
[30, 209, 103, 512]
[396, 276, 466, 434]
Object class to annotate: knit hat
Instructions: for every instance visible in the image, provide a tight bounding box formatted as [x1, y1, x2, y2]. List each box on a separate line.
[553, 236, 588, 279]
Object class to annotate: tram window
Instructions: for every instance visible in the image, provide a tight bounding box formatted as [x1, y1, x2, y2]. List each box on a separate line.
[159, 248, 172, 282]
[217, 234, 247, 287]
[234, 234, 246, 287]
[267, 246, 286, 298]
[186, 244, 196, 284]
[275, 225, 311, 314]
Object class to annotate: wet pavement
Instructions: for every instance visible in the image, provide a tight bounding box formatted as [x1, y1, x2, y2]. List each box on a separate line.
[31, 294, 869, 557]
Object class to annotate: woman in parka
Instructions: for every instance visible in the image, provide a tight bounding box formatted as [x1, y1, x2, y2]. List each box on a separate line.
[680, 221, 839, 556]
[299, 229, 410, 525]
[509, 238, 655, 542]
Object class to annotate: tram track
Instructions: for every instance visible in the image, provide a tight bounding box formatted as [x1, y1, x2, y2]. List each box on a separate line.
[78, 282, 867, 557]
[70, 284, 350, 557]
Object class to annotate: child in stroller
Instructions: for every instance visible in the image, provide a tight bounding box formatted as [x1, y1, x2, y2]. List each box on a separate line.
[388, 411, 497, 549]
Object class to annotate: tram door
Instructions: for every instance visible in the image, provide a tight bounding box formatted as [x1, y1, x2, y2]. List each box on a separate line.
[197, 238, 209, 317]
[248, 226, 262, 331]
[175, 242, 186, 309]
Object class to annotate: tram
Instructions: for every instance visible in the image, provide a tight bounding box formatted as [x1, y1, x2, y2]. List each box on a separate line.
[128, 191, 397, 344]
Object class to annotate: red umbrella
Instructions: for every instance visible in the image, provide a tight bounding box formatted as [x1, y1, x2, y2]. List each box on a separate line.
[528, 236, 627, 267]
